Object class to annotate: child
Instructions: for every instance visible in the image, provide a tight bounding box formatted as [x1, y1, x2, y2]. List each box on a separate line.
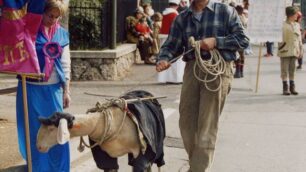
[134, 16, 153, 43]
[151, 12, 163, 55]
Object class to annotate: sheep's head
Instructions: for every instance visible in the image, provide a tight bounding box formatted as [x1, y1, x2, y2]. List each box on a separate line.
[36, 112, 75, 152]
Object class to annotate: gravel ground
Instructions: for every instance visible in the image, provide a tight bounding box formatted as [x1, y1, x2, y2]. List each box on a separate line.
[0, 120, 23, 170]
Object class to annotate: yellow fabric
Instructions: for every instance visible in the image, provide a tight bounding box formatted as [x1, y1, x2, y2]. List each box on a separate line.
[2, 4, 27, 20]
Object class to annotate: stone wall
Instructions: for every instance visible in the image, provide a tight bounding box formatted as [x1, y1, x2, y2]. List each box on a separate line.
[71, 44, 140, 81]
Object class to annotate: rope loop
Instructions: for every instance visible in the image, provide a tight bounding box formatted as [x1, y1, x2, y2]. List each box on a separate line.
[78, 98, 128, 152]
[189, 37, 226, 92]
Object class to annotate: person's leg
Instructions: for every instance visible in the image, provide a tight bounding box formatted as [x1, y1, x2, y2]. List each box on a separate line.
[297, 58, 302, 69]
[89, 138, 119, 171]
[234, 59, 241, 78]
[265, 41, 273, 57]
[267, 42, 272, 55]
[130, 152, 151, 172]
[189, 62, 233, 172]
[143, 38, 155, 64]
[239, 50, 245, 77]
[280, 58, 290, 95]
[289, 57, 298, 95]
[270, 42, 274, 55]
[137, 41, 146, 61]
[179, 61, 200, 162]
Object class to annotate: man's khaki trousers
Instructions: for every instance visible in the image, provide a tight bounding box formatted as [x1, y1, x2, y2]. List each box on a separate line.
[179, 60, 233, 172]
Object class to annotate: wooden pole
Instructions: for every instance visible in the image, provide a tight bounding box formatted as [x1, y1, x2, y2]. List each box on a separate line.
[255, 43, 263, 93]
[0, 86, 17, 95]
[0, 71, 43, 172]
[21, 74, 32, 172]
[125, 96, 167, 103]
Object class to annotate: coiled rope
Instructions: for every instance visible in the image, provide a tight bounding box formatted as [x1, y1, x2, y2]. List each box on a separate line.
[78, 99, 128, 151]
[189, 37, 226, 92]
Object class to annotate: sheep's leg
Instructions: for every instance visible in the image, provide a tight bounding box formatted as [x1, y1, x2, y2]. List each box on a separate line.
[89, 138, 119, 170]
[131, 153, 151, 172]
[145, 164, 152, 172]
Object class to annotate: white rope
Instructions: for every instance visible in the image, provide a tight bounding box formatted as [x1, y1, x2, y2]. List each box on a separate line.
[78, 99, 128, 151]
[189, 37, 226, 92]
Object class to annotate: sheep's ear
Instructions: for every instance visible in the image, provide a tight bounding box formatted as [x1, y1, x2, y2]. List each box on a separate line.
[38, 117, 52, 126]
[57, 118, 70, 145]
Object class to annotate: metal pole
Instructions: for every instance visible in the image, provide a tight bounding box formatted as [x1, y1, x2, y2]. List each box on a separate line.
[110, 0, 117, 49]
[21, 74, 32, 172]
[255, 43, 263, 93]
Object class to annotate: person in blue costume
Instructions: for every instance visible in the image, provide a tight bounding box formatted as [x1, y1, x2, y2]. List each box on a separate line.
[16, 0, 71, 171]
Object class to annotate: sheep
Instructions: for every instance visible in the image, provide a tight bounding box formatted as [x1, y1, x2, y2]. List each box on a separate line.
[37, 90, 165, 172]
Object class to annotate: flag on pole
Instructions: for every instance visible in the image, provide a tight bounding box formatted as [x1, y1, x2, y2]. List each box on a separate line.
[0, 0, 45, 74]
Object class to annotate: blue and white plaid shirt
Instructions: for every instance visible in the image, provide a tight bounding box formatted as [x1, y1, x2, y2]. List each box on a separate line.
[158, 0, 250, 62]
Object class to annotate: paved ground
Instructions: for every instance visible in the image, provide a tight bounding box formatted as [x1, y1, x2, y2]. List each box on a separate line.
[1, 45, 306, 172]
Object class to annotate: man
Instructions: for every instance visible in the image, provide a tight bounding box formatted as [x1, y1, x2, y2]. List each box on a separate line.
[156, 0, 249, 171]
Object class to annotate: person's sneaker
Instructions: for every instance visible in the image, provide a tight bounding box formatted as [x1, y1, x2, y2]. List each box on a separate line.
[297, 65, 302, 70]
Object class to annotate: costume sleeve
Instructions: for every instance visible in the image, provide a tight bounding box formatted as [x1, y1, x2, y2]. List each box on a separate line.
[215, 6, 249, 51]
[61, 45, 71, 80]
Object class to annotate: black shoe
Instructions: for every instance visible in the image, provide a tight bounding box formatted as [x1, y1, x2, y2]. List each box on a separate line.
[283, 82, 290, 95]
[290, 84, 298, 95]
[297, 65, 302, 70]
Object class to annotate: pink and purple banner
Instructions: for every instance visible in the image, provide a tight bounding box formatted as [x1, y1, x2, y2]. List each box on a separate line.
[0, 0, 45, 74]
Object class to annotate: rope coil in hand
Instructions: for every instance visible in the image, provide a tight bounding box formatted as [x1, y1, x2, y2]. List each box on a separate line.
[189, 37, 226, 92]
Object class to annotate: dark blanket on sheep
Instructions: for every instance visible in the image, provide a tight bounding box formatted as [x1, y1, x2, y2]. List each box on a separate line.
[121, 90, 166, 167]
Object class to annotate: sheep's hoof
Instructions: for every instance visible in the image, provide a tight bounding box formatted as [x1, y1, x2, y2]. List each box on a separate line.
[77, 145, 85, 152]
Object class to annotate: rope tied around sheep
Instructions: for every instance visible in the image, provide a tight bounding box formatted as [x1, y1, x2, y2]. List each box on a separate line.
[189, 37, 226, 92]
[78, 98, 128, 152]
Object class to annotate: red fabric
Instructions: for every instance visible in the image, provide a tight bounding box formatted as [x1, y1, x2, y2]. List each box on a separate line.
[135, 23, 151, 35]
[160, 13, 178, 34]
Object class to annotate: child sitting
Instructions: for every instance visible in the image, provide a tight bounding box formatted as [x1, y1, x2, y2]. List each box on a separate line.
[134, 16, 153, 43]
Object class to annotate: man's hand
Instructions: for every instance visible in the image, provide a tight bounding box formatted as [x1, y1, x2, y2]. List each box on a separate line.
[156, 60, 171, 72]
[200, 37, 216, 50]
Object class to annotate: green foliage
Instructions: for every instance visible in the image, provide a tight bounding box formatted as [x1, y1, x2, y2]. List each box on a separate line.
[69, 0, 104, 50]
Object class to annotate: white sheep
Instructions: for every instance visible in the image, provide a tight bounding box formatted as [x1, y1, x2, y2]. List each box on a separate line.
[37, 106, 141, 159]
[37, 91, 165, 172]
